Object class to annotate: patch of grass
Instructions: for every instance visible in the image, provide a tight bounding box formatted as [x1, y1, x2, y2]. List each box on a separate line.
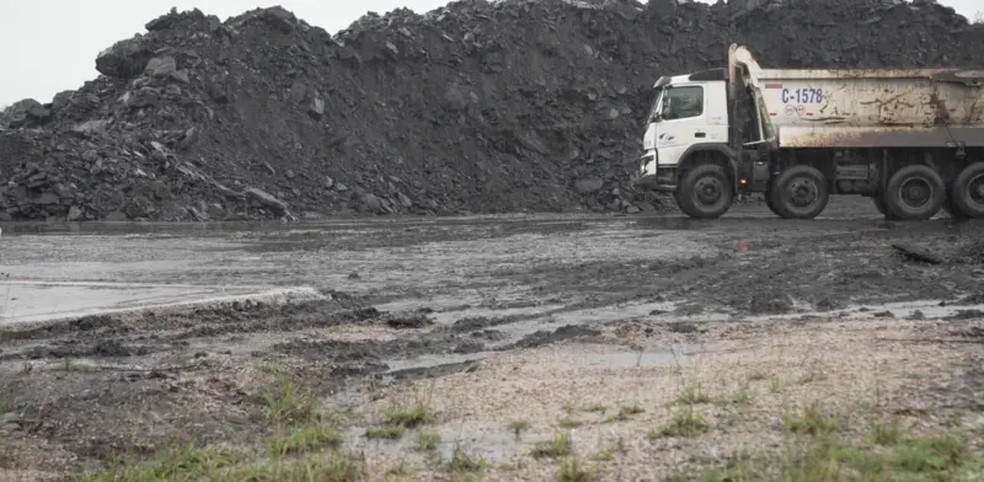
[769, 375, 782, 393]
[594, 438, 626, 462]
[508, 419, 531, 438]
[415, 431, 441, 451]
[676, 385, 713, 405]
[557, 458, 595, 481]
[270, 425, 343, 456]
[581, 404, 607, 414]
[894, 435, 968, 474]
[654, 407, 708, 439]
[262, 368, 317, 427]
[384, 403, 433, 428]
[716, 387, 753, 406]
[869, 419, 903, 446]
[531, 433, 573, 459]
[364, 424, 406, 440]
[229, 452, 365, 481]
[700, 432, 981, 481]
[558, 416, 583, 429]
[77, 444, 239, 482]
[446, 445, 486, 473]
[605, 404, 644, 423]
[782, 405, 840, 436]
[699, 455, 764, 481]
[386, 459, 412, 476]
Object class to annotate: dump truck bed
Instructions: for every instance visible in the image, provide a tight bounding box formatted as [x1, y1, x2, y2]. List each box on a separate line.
[728, 45, 984, 149]
[756, 68, 984, 148]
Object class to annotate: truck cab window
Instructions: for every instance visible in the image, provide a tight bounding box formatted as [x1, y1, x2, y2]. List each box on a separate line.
[662, 86, 703, 121]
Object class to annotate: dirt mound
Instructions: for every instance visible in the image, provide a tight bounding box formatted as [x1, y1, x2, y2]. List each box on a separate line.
[1, 0, 980, 221]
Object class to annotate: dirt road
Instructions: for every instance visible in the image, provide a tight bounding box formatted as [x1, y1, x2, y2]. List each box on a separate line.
[1, 199, 982, 480]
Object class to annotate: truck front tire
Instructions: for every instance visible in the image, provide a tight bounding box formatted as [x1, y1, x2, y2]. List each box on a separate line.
[770, 165, 829, 220]
[950, 162, 984, 219]
[675, 164, 733, 219]
[884, 165, 945, 221]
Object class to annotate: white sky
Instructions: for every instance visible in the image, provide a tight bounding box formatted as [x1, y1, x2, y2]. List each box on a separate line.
[0, 0, 979, 106]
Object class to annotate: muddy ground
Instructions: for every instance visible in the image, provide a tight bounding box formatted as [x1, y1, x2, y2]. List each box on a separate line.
[0, 198, 982, 480]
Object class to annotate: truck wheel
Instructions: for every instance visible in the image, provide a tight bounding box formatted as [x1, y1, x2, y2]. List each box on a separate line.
[676, 164, 733, 219]
[872, 195, 900, 220]
[950, 162, 984, 219]
[884, 165, 945, 221]
[765, 180, 781, 217]
[770, 165, 829, 219]
[943, 197, 969, 220]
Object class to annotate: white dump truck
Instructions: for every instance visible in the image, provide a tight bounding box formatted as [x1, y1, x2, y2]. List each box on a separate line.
[636, 44, 984, 220]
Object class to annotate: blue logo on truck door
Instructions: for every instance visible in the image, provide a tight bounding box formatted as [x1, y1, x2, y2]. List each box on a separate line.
[782, 88, 824, 104]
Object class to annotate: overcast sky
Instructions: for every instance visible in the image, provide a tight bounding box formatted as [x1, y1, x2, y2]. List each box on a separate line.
[0, 0, 979, 107]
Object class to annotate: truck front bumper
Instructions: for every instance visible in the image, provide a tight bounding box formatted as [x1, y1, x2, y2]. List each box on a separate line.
[636, 152, 677, 192]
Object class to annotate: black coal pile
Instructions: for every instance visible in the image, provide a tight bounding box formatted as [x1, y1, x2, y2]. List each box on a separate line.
[1, 0, 981, 221]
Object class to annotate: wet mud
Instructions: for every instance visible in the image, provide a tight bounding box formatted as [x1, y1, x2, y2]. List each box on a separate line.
[0, 201, 983, 476]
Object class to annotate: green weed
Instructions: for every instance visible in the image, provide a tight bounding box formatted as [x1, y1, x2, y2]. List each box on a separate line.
[782, 405, 840, 436]
[654, 407, 708, 439]
[269, 425, 342, 456]
[557, 458, 595, 481]
[532, 434, 573, 459]
[415, 431, 441, 451]
[364, 424, 405, 440]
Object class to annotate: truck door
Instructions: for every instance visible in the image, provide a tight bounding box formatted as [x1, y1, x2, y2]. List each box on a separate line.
[656, 86, 708, 167]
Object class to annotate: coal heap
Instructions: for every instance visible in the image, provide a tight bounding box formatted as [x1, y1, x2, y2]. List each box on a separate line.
[0, 0, 980, 222]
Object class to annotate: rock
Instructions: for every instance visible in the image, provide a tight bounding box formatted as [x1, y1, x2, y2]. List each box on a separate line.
[648, 0, 679, 18]
[361, 193, 386, 213]
[397, 192, 413, 208]
[892, 243, 944, 264]
[244, 187, 290, 215]
[124, 87, 161, 109]
[123, 196, 155, 219]
[51, 91, 74, 111]
[575, 178, 604, 194]
[104, 211, 129, 222]
[258, 7, 296, 33]
[178, 127, 201, 151]
[144, 56, 178, 77]
[385, 41, 400, 58]
[96, 38, 154, 79]
[67, 206, 84, 222]
[308, 94, 325, 119]
[70, 120, 110, 137]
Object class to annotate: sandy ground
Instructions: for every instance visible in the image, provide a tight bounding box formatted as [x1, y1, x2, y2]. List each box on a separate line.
[353, 317, 983, 480]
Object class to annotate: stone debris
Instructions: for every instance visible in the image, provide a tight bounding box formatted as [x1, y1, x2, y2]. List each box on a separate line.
[0, 0, 980, 221]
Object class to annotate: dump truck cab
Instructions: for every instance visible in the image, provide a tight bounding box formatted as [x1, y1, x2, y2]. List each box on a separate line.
[639, 71, 732, 192]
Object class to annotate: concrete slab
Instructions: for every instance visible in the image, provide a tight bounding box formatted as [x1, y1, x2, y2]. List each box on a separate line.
[0, 281, 322, 326]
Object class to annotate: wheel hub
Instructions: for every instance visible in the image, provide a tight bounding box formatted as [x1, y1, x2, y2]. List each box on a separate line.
[970, 174, 984, 205]
[787, 178, 819, 208]
[900, 178, 932, 208]
[695, 177, 722, 205]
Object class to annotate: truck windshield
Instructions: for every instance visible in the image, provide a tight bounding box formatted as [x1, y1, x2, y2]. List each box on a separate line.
[661, 86, 704, 121]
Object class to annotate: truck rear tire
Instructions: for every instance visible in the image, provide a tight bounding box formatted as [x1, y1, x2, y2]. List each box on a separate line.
[884, 165, 945, 221]
[765, 180, 781, 217]
[950, 162, 984, 219]
[872, 195, 900, 220]
[676, 164, 733, 219]
[770, 165, 829, 220]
